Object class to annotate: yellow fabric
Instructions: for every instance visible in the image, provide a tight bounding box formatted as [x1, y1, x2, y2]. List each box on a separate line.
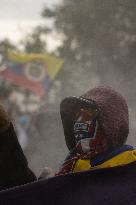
[7, 50, 64, 80]
[73, 150, 136, 173]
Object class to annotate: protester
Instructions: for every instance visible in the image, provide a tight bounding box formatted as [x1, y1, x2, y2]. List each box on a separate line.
[57, 85, 132, 175]
[0, 104, 36, 191]
[1, 86, 136, 205]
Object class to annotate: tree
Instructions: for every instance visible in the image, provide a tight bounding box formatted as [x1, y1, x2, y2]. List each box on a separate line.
[21, 26, 48, 53]
[42, 1, 136, 61]
[0, 38, 17, 61]
[41, 0, 136, 103]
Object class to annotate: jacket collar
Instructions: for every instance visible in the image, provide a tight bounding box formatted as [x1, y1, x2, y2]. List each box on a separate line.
[91, 145, 133, 167]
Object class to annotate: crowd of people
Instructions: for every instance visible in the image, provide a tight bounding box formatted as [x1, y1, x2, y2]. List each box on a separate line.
[0, 85, 136, 204]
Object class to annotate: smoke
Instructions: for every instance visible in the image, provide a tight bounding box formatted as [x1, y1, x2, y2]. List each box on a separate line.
[25, 110, 67, 176]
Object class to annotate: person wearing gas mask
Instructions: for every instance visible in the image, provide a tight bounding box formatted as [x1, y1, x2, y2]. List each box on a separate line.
[1, 86, 136, 205]
[57, 86, 135, 175]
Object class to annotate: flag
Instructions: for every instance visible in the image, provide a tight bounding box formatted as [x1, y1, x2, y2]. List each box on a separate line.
[0, 50, 64, 97]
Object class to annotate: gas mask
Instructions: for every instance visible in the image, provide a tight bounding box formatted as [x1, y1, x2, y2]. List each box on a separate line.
[74, 104, 106, 155]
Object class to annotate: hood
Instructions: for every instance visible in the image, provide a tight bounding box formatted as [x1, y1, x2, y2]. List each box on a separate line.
[60, 86, 129, 151]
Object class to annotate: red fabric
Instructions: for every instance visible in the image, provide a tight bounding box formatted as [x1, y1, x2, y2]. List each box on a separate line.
[75, 121, 107, 156]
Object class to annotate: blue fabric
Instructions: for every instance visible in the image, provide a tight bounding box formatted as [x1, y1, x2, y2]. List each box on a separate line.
[91, 145, 134, 166]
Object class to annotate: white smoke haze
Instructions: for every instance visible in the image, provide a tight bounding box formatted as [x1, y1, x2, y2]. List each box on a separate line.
[0, 0, 136, 177]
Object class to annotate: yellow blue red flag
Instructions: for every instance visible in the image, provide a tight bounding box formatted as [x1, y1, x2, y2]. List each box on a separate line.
[0, 50, 64, 97]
